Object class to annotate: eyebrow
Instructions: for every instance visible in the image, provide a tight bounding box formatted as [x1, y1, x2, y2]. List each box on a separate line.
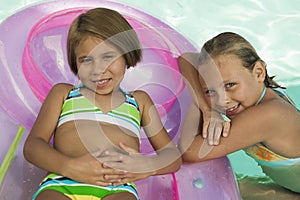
[77, 51, 118, 59]
[102, 51, 118, 55]
[77, 55, 90, 60]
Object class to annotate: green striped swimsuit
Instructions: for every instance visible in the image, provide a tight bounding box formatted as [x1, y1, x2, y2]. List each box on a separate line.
[57, 87, 141, 139]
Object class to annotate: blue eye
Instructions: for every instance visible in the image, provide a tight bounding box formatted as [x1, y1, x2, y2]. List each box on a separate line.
[225, 82, 235, 89]
[80, 57, 93, 64]
[205, 89, 216, 96]
[102, 54, 115, 61]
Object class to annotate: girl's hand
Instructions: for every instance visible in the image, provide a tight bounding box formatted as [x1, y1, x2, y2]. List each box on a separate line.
[201, 108, 231, 145]
[99, 143, 153, 174]
[100, 143, 153, 185]
[111, 171, 152, 186]
[63, 151, 127, 186]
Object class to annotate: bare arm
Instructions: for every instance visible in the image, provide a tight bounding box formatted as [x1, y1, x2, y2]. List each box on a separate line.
[100, 91, 182, 184]
[178, 53, 208, 110]
[178, 53, 230, 144]
[23, 83, 123, 186]
[23, 83, 72, 174]
[139, 91, 182, 175]
[179, 100, 292, 163]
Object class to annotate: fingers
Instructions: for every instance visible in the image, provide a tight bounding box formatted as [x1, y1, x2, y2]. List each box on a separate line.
[222, 121, 231, 137]
[90, 149, 104, 159]
[111, 175, 137, 186]
[94, 175, 122, 186]
[102, 172, 138, 186]
[205, 115, 231, 145]
[213, 122, 223, 145]
[99, 172, 135, 186]
[202, 120, 209, 138]
[99, 153, 130, 171]
[119, 142, 138, 154]
[100, 168, 127, 175]
[97, 151, 124, 163]
[207, 120, 222, 145]
[198, 139, 214, 158]
[103, 161, 127, 171]
[94, 169, 128, 186]
[112, 179, 127, 186]
[95, 180, 113, 186]
[103, 174, 124, 185]
[207, 121, 215, 145]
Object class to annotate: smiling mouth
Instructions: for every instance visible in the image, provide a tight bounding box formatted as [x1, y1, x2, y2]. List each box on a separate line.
[96, 78, 111, 88]
[226, 104, 239, 116]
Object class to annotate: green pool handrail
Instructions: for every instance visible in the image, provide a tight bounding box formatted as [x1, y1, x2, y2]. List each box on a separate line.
[0, 126, 25, 184]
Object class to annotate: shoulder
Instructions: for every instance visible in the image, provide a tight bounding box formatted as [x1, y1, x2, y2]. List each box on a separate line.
[268, 98, 300, 127]
[178, 52, 200, 67]
[131, 90, 153, 104]
[259, 97, 298, 119]
[36, 83, 74, 120]
[131, 90, 155, 117]
[45, 83, 74, 102]
[237, 97, 299, 138]
[241, 99, 293, 126]
[51, 83, 73, 92]
[243, 87, 298, 121]
[252, 94, 300, 156]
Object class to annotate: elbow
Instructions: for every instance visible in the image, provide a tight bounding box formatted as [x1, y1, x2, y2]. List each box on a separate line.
[174, 157, 182, 172]
[23, 137, 36, 163]
[169, 148, 183, 173]
[181, 152, 197, 163]
[23, 139, 31, 162]
[168, 149, 182, 173]
[181, 150, 210, 163]
[179, 144, 198, 163]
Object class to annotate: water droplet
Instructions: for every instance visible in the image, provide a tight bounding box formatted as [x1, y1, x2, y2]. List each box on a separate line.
[193, 178, 204, 189]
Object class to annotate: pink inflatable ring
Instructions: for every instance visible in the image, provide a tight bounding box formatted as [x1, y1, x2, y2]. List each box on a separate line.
[0, 0, 241, 199]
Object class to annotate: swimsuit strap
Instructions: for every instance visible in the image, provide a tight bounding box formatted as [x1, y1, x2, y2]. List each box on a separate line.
[255, 86, 267, 106]
[58, 86, 141, 137]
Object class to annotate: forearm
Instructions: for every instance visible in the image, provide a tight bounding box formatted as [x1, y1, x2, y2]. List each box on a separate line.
[178, 53, 209, 111]
[149, 147, 182, 176]
[181, 134, 235, 163]
[23, 137, 70, 176]
[181, 135, 208, 163]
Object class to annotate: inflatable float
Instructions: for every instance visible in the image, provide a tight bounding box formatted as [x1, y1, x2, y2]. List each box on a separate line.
[0, 0, 241, 199]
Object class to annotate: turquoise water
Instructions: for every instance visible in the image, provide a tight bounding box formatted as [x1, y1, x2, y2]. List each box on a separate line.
[1, 0, 299, 177]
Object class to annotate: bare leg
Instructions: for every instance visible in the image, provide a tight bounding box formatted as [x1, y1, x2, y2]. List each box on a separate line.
[35, 190, 71, 200]
[102, 192, 137, 200]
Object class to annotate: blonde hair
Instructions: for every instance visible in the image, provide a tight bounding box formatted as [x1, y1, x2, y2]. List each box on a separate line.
[199, 32, 284, 88]
[67, 7, 142, 74]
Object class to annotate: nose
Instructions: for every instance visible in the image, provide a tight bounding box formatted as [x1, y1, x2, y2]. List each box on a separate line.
[92, 60, 108, 75]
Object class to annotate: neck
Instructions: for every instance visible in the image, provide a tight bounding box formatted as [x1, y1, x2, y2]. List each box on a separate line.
[255, 86, 267, 106]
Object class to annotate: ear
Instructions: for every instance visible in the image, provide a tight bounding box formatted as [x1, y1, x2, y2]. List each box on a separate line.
[252, 61, 266, 83]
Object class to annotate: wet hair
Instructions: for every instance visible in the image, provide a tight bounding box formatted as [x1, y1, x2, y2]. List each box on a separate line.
[67, 7, 142, 74]
[198, 32, 284, 89]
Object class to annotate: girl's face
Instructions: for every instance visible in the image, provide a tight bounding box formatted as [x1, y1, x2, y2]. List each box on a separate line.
[198, 54, 265, 118]
[75, 36, 126, 95]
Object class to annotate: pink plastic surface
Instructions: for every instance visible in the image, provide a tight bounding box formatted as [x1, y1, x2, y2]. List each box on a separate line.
[0, 0, 241, 199]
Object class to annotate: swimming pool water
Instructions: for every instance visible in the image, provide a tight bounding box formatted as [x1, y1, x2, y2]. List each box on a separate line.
[1, 0, 299, 178]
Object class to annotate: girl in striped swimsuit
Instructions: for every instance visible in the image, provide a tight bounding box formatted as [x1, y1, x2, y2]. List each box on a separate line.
[23, 7, 181, 200]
